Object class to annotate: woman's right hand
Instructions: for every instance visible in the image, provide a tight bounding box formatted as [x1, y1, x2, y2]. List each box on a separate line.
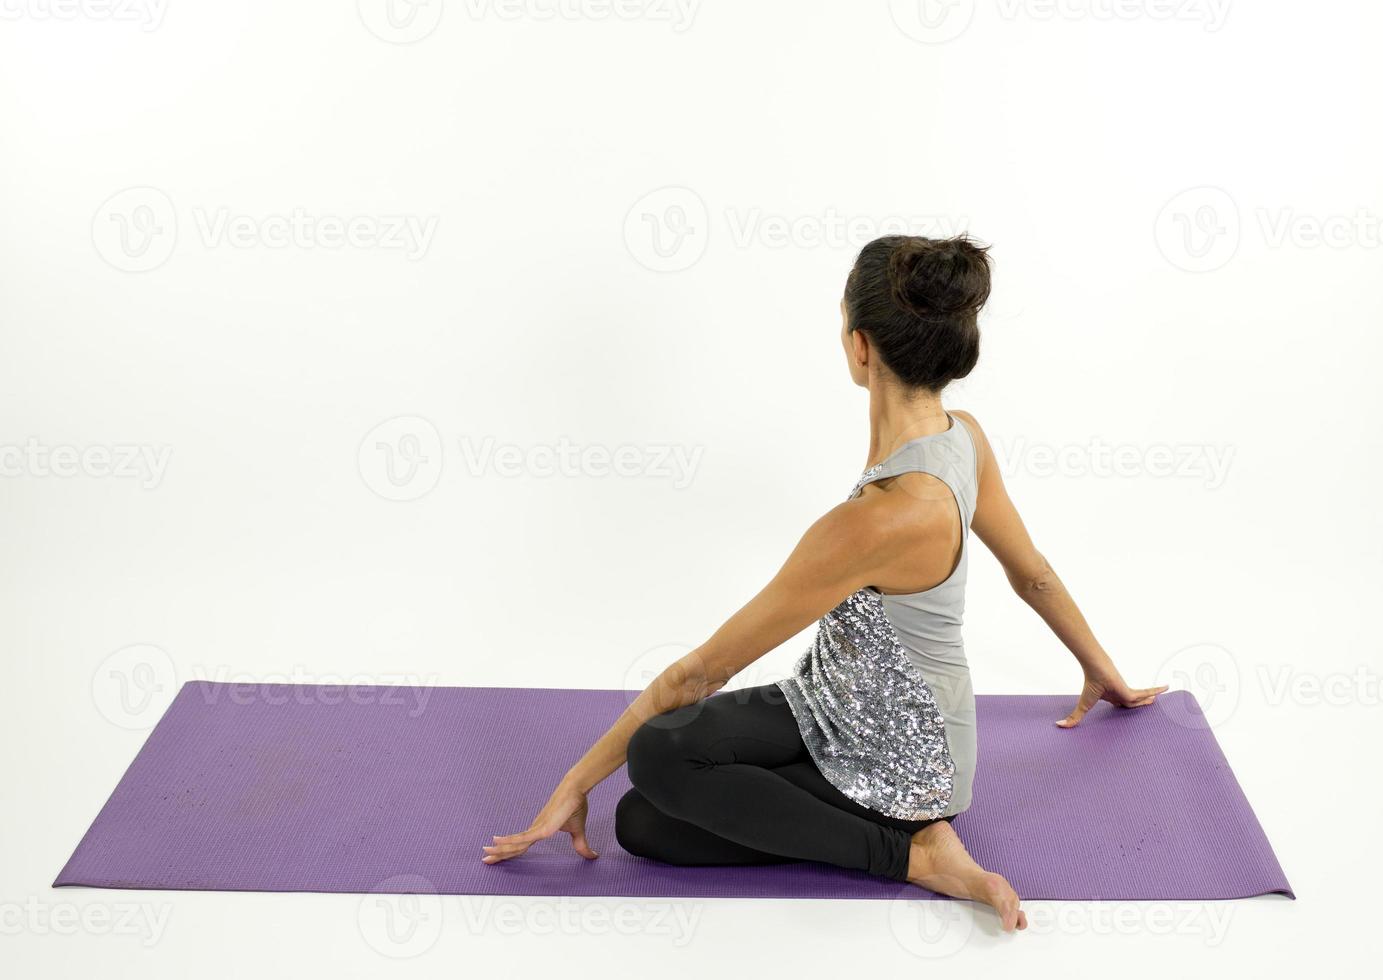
[482, 781, 599, 864]
[1056, 667, 1168, 728]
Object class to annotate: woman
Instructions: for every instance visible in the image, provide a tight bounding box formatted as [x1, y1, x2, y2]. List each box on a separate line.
[482, 235, 1167, 933]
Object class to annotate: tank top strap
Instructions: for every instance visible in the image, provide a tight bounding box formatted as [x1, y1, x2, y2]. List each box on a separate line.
[849, 413, 979, 526]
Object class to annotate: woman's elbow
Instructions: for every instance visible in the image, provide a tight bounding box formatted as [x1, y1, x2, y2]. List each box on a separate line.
[657, 653, 725, 706]
[1008, 554, 1059, 599]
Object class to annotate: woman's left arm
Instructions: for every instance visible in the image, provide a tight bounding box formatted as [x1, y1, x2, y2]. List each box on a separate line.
[482, 501, 886, 864]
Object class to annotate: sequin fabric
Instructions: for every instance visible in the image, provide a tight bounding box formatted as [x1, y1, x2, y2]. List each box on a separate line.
[776, 468, 956, 821]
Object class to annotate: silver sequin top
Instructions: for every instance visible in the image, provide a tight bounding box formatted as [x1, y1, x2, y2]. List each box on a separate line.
[777, 413, 979, 821]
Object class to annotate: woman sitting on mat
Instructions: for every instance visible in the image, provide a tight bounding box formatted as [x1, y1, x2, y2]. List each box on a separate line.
[482, 234, 1167, 932]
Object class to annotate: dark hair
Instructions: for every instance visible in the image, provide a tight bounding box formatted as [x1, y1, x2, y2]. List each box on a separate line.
[843, 234, 991, 392]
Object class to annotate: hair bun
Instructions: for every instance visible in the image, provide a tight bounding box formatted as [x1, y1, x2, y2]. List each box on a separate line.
[886, 236, 991, 318]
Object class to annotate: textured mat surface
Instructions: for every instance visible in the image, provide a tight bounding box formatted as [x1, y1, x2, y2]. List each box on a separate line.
[55, 683, 1293, 900]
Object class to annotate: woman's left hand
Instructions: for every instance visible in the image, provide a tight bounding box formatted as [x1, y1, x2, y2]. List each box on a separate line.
[482, 782, 599, 864]
[1056, 666, 1169, 729]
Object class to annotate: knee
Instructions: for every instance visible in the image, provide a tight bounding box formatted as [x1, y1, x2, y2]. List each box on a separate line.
[625, 715, 701, 807]
[613, 788, 662, 859]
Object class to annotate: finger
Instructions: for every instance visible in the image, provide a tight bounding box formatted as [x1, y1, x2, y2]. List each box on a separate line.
[484, 838, 536, 856]
[1055, 695, 1094, 728]
[481, 842, 531, 861]
[1131, 685, 1170, 700]
[481, 846, 530, 864]
[482, 841, 529, 855]
[491, 828, 546, 846]
[569, 829, 599, 860]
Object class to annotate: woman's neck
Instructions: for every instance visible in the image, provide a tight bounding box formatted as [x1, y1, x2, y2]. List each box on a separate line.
[864, 382, 949, 468]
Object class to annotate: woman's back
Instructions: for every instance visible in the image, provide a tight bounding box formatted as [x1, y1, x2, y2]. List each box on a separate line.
[777, 411, 979, 819]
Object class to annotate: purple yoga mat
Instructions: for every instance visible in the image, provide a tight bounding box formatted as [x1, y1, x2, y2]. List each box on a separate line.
[55, 682, 1292, 900]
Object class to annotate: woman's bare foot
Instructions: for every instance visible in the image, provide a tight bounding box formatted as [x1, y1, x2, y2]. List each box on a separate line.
[907, 821, 1028, 932]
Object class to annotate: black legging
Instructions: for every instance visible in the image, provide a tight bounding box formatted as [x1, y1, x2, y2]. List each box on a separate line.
[616, 682, 952, 882]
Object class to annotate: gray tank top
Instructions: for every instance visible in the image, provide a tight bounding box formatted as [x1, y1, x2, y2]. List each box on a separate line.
[776, 413, 978, 820]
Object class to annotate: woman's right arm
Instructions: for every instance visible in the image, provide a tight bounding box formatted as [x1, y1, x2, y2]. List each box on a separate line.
[482, 499, 895, 865]
[953, 411, 1167, 727]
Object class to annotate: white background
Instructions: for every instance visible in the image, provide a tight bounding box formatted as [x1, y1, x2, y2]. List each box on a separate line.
[1, 0, 1378, 975]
